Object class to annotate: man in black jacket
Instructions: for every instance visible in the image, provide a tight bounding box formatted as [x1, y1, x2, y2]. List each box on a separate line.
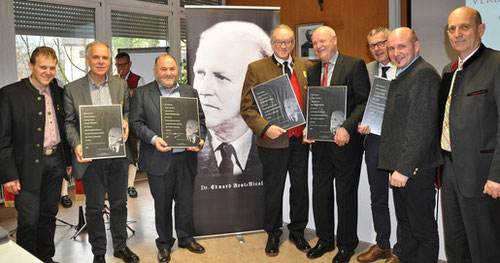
[0, 46, 71, 263]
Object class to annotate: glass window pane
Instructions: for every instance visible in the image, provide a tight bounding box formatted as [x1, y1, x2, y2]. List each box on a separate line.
[180, 0, 222, 7]
[14, 0, 96, 85]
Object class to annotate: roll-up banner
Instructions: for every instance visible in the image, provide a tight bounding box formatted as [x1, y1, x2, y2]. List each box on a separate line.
[185, 5, 280, 236]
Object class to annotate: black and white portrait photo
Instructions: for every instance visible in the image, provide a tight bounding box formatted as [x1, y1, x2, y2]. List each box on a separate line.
[295, 22, 324, 59]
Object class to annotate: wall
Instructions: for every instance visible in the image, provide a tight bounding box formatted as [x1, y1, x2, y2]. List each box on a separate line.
[226, 0, 389, 62]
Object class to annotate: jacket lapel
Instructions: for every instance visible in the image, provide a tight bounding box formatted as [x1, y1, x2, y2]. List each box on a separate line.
[80, 76, 92, 105]
[149, 81, 161, 111]
[330, 53, 345, 86]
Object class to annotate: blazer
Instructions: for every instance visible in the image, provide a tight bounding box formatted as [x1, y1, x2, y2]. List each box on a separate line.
[240, 56, 314, 149]
[0, 78, 71, 190]
[64, 74, 130, 180]
[439, 44, 500, 197]
[198, 131, 262, 177]
[307, 53, 370, 138]
[379, 57, 443, 176]
[366, 60, 379, 86]
[129, 81, 207, 175]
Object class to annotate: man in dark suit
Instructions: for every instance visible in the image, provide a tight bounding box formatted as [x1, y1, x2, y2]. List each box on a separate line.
[440, 7, 500, 263]
[130, 54, 207, 263]
[379, 27, 442, 263]
[303, 26, 370, 263]
[64, 40, 139, 263]
[0, 47, 71, 263]
[357, 27, 400, 262]
[241, 24, 314, 257]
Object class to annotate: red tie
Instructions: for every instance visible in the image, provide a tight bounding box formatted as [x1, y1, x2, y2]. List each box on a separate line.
[321, 62, 329, 86]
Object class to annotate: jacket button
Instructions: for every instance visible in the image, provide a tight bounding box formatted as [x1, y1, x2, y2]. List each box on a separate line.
[35, 159, 39, 163]
[36, 144, 40, 147]
[37, 128, 42, 132]
[39, 111, 43, 116]
[37, 97, 42, 101]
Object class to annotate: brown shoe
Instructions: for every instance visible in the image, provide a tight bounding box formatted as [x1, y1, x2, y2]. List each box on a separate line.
[179, 240, 205, 254]
[357, 244, 391, 262]
[385, 254, 400, 263]
[157, 248, 171, 263]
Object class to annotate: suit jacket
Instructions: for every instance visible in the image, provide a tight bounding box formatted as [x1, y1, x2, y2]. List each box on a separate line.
[366, 60, 379, 86]
[241, 56, 314, 149]
[307, 53, 370, 139]
[379, 57, 443, 176]
[198, 131, 262, 176]
[64, 74, 130, 180]
[129, 81, 207, 175]
[0, 78, 71, 190]
[439, 44, 500, 197]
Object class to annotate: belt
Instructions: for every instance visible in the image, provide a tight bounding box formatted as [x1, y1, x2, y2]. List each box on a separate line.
[43, 144, 59, 156]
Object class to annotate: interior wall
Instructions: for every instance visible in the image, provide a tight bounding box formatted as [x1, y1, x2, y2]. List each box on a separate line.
[226, 0, 389, 63]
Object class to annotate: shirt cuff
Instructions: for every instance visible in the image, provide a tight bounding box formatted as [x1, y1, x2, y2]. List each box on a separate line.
[150, 135, 157, 145]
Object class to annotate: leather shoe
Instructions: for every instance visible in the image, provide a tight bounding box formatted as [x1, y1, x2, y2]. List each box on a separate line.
[384, 254, 400, 263]
[127, 187, 138, 198]
[265, 236, 280, 256]
[93, 255, 106, 263]
[357, 244, 391, 262]
[113, 246, 139, 263]
[157, 248, 171, 263]
[289, 234, 311, 252]
[60, 195, 72, 208]
[332, 249, 354, 263]
[179, 240, 205, 254]
[306, 241, 334, 259]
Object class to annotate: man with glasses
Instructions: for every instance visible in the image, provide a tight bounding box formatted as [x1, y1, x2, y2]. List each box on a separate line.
[115, 52, 145, 198]
[357, 27, 400, 262]
[241, 24, 314, 257]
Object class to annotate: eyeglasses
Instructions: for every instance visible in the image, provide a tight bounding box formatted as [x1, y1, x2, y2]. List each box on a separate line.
[367, 40, 387, 49]
[115, 61, 130, 67]
[273, 40, 294, 46]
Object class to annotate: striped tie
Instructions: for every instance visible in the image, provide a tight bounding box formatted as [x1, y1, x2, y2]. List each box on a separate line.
[321, 62, 329, 86]
[441, 61, 464, 151]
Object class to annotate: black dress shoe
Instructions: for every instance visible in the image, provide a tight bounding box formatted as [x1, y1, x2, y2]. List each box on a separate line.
[332, 249, 354, 263]
[179, 240, 205, 254]
[306, 241, 334, 259]
[113, 246, 139, 263]
[289, 234, 311, 252]
[61, 195, 72, 208]
[157, 248, 171, 263]
[93, 255, 106, 263]
[265, 236, 280, 257]
[127, 187, 138, 198]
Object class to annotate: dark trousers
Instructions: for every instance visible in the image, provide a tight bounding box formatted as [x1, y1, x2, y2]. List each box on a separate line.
[14, 150, 64, 262]
[392, 168, 438, 263]
[311, 140, 362, 251]
[441, 153, 500, 263]
[257, 136, 309, 238]
[364, 134, 401, 252]
[82, 158, 128, 255]
[147, 152, 196, 250]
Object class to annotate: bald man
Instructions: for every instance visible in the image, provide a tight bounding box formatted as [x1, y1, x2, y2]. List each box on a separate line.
[303, 26, 370, 263]
[440, 7, 500, 263]
[378, 27, 442, 263]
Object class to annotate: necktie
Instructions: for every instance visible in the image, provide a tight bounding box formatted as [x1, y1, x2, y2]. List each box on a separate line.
[218, 143, 235, 175]
[381, 66, 390, 78]
[321, 62, 329, 86]
[283, 61, 292, 79]
[441, 61, 464, 151]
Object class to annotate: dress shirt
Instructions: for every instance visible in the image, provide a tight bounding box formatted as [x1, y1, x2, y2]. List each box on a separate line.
[321, 52, 339, 85]
[88, 75, 112, 105]
[211, 129, 253, 175]
[273, 54, 293, 75]
[396, 56, 420, 77]
[30, 77, 61, 148]
[378, 62, 396, 80]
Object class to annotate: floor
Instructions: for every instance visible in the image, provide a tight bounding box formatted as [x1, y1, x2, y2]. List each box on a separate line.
[0, 173, 386, 263]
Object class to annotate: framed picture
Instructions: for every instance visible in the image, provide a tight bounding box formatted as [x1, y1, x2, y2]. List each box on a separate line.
[295, 22, 324, 59]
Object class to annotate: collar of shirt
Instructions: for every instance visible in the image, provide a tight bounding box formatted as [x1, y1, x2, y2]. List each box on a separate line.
[396, 56, 420, 76]
[459, 45, 480, 64]
[211, 128, 253, 170]
[158, 81, 180, 97]
[88, 74, 109, 89]
[378, 62, 396, 79]
[273, 54, 293, 72]
[29, 76, 50, 95]
[324, 51, 339, 68]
